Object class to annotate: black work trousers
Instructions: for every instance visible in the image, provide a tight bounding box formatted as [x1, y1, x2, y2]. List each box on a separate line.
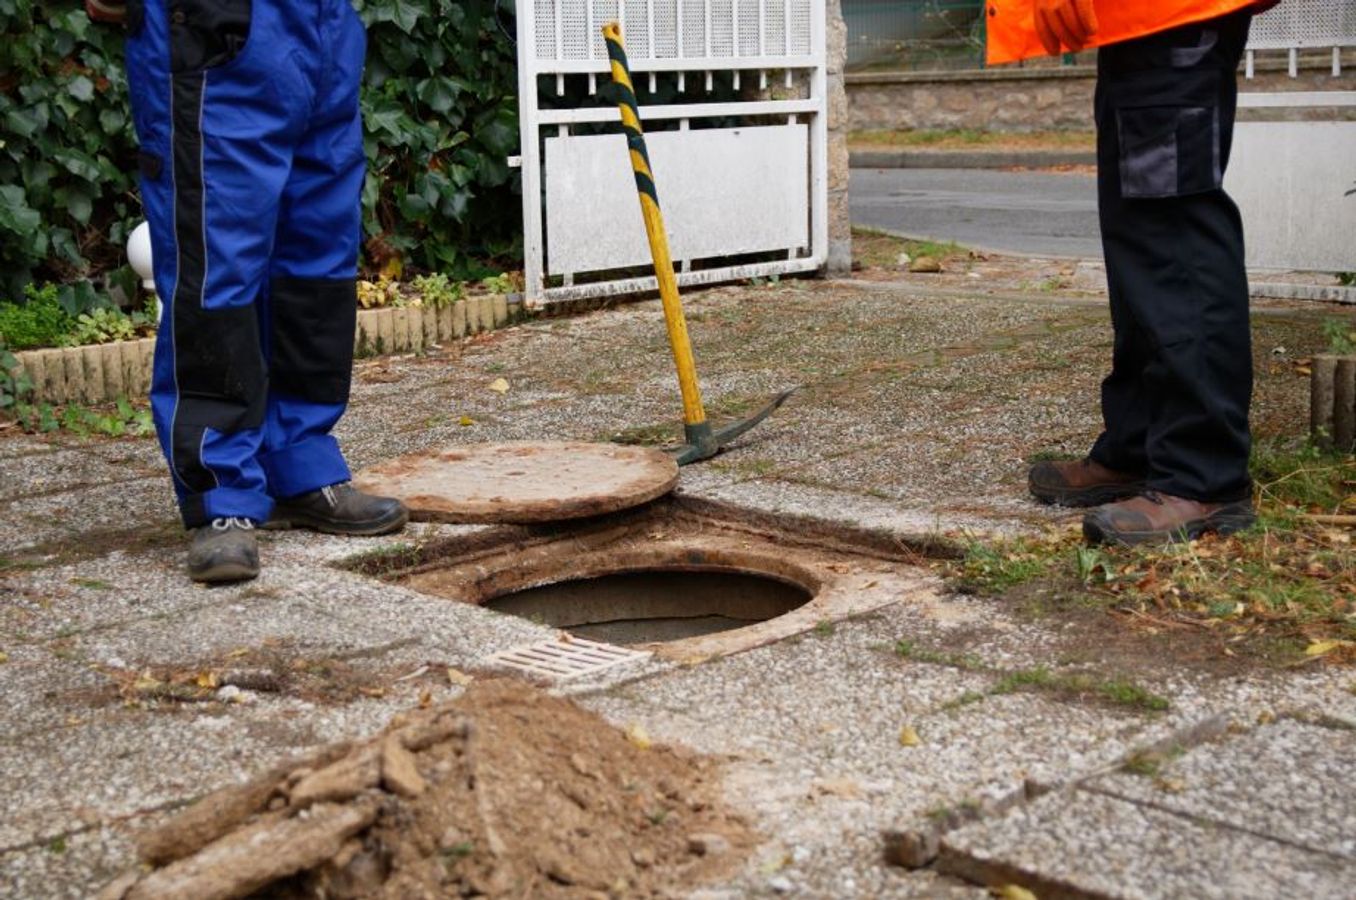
[1089, 10, 1254, 503]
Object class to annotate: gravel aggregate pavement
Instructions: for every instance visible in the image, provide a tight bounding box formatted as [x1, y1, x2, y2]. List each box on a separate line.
[2, 273, 1353, 897]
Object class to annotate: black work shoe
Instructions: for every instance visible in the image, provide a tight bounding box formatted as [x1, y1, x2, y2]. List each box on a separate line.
[267, 482, 409, 536]
[187, 517, 259, 583]
[1028, 457, 1146, 507]
[1083, 492, 1256, 547]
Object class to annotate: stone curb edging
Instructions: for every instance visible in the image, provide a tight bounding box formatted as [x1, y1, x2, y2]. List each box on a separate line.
[12, 295, 513, 407]
[1250, 282, 1356, 304]
[849, 148, 1095, 169]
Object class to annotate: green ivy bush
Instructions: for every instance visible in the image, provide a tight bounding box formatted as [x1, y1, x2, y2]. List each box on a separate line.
[355, 0, 522, 277]
[0, 2, 140, 312]
[0, 0, 521, 310]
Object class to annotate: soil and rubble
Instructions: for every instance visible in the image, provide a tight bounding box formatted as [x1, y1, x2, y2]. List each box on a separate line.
[98, 680, 754, 900]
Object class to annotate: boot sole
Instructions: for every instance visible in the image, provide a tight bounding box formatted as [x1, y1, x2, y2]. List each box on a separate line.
[264, 507, 410, 537]
[188, 560, 260, 584]
[1083, 509, 1256, 547]
[1030, 481, 1146, 508]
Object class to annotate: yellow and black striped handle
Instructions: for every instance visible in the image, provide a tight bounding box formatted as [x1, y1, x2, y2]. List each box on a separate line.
[602, 22, 707, 429]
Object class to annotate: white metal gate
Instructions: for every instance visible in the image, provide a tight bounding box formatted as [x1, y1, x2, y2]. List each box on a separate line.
[515, 0, 829, 305]
[1228, 0, 1356, 272]
[1245, 0, 1356, 77]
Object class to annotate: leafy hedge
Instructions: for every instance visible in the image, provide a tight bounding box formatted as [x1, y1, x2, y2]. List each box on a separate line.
[0, 0, 520, 311]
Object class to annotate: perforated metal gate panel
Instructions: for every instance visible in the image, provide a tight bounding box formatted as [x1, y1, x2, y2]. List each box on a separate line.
[1248, 0, 1356, 51]
[516, 0, 828, 305]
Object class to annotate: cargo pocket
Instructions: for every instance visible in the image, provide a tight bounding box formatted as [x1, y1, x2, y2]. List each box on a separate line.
[169, 0, 252, 73]
[1115, 103, 1220, 199]
[1106, 59, 1223, 201]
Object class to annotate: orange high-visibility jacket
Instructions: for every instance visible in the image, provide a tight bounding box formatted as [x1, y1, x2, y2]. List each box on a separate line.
[986, 0, 1276, 65]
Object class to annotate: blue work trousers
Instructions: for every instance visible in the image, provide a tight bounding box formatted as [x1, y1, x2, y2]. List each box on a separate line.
[124, 0, 366, 527]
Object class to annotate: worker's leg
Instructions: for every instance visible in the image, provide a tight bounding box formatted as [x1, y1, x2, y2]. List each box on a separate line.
[1093, 10, 1253, 503]
[257, 0, 407, 535]
[125, 0, 310, 528]
[256, 0, 366, 501]
[1088, 77, 1154, 478]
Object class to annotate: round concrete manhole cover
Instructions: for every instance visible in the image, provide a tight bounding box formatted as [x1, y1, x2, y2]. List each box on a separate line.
[353, 441, 680, 524]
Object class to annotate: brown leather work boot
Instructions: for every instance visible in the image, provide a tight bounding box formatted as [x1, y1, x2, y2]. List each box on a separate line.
[1083, 492, 1256, 546]
[1028, 457, 1145, 507]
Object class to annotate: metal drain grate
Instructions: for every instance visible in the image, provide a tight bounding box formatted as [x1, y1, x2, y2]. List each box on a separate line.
[483, 636, 651, 681]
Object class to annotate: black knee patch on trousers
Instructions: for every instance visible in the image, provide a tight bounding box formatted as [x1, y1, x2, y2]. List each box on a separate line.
[269, 277, 357, 405]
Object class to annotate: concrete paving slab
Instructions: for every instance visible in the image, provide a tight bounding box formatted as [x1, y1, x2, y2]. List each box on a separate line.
[0, 641, 111, 743]
[0, 821, 143, 900]
[0, 551, 204, 644]
[0, 478, 176, 554]
[1088, 718, 1356, 860]
[939, 789, 1356, 900]
[0, 446, 158, 505]
[0, 276, 1349, 898]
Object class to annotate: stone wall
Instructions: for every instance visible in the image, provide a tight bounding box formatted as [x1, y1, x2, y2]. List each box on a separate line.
[847, 53, 1356, 133]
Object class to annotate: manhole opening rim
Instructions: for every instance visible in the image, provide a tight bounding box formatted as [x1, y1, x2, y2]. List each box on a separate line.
[478, 558, 819, 604]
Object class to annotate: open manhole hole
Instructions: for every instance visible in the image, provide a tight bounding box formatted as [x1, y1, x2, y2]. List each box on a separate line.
[351, 497, 943, 663]
[486, 569, 814, 645]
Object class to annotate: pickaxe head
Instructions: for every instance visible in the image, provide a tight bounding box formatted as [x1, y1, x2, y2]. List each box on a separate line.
[671, 387, 797, 465]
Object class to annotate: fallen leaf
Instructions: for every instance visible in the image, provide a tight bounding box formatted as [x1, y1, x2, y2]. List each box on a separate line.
[898, 725, 921, 747]
[194, 670, 218, 689]
[488, 377, 510, 394]
[993, 886, 1038, 900]
[418, 689, 432, 709]
[813, 777, 863, 799]
[446, 667, 473, 686]
[0, 651, 8, 664]
[1156, 776, 1187, 793]
[395, 664, 430, 682]
[625, 723, 652, 750]
[1305, 639, 1354, 657]
[458, 416, 475, 427]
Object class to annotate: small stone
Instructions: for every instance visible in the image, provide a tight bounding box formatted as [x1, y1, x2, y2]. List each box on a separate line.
[768, 875, 794, 893]
[688, 833, 732, 856]
[216, 685, 253, 704]
[631, 847, 655, 868]
[908, 256, 942, 273]
[883, 829, 939, 868]
[791, 845, 810, 864]
[896, 252, 912, 267]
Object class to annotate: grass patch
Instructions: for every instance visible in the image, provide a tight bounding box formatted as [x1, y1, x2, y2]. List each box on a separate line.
[852, 227, 969, 270]
[910, 652, 1170, 713]
[893, 639, 985, 670]
[343, 542, 421, 577]
[946, 440, 1356, 663]
[603, 421, 680, 447]
[850, 129, 1095, 151]
[954, 537, 1063, 594]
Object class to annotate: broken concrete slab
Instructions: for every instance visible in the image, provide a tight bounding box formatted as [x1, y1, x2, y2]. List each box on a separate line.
[938, 788, 1356, 899]
[1087, 718, 1356, 860]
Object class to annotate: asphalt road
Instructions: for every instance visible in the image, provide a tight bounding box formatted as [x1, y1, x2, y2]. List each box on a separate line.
[850, 167, 1103, 259]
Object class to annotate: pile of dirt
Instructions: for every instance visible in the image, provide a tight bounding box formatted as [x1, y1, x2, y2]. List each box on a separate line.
[100, 680, 755, 899]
